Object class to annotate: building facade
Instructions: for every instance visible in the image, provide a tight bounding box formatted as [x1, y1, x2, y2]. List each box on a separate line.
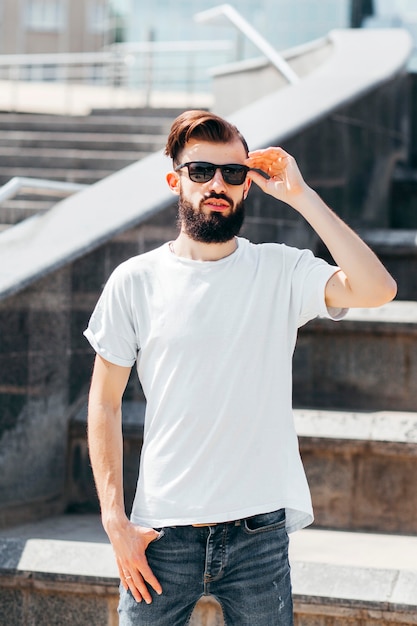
[124, 0, 351, 54]
[1, 1, 416, 60]
[0, 0, 110, 54]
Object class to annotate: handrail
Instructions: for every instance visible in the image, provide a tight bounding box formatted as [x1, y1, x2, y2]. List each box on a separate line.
[0, 41, 233, 65]
[0, 40, 235, 111]
[0, 177, 87, 207]
[194, 4, 300, 85]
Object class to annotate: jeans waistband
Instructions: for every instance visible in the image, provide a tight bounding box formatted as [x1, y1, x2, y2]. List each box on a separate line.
[190, 508, 285, 528]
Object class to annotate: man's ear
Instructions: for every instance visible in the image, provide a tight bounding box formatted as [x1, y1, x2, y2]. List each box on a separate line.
[166, 171, 180, 195]
[243, 177, 252, 200]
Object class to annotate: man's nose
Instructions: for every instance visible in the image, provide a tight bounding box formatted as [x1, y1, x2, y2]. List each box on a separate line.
[208, 167, 227, 190]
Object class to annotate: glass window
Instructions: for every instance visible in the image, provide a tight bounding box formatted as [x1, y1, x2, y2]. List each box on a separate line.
[25, 0, 65, 31]
[88, 1, 107, 34]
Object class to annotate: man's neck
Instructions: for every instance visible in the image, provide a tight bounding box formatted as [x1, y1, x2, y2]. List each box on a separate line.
[171, 231, 238, 262]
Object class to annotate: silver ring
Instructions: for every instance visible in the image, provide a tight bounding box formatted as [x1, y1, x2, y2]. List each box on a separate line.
[125, 575, 132, 580]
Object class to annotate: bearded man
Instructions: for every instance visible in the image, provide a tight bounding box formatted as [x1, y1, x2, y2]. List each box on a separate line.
[84, 110, 396, 626]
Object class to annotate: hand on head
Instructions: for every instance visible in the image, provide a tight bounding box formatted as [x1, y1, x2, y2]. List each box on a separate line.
[245, 147, 308, 203]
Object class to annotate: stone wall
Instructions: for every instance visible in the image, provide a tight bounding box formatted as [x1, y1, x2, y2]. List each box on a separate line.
[0, 205, 178, 527]
[0, 270, 71, 526]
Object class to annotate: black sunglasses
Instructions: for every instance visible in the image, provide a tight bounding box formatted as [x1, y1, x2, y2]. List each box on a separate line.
[175, 161, 249, 185]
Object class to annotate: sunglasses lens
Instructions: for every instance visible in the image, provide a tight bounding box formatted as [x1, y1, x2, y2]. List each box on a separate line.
[188, 163, 215, 183]
[221, 165, 247, 185]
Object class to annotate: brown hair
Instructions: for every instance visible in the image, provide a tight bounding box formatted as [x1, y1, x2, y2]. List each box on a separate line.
[165, 110, 249, 164]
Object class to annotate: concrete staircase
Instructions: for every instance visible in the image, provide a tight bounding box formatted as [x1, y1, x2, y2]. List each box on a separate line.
[1, 85, 417, 622]
[2, 203, 417, 623]
[0, 109, 181, 228]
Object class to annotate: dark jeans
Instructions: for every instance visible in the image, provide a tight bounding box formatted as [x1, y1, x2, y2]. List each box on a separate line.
[118, 508, 294, 626]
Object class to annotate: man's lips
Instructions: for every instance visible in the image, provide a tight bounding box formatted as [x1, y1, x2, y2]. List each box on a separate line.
[203, 197, 231, 212]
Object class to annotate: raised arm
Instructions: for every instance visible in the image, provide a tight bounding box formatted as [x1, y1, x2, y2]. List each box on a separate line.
[87, 355, 162, 603]
[246, 147, 397, 309]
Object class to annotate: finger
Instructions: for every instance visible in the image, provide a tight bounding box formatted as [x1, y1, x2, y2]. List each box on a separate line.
[247, 158, 288, 178]
[128, 555, 163, 604]
[249, 151, 288, 166]
[247, 169, 270, 188]
[248, 146, 288, 158]
[118, 561, 146, 604]
[117, 561, 130, 591]
[130, 571, 153, 604]
[129, 575, 147, 604]
[247, 147, 289, 162]
[141, 560, 163, 596]
[246, 153, 275, 167]
[118, 567, 158, 604]
[247, 148, 276, 159]
[121, 575, 134, 592]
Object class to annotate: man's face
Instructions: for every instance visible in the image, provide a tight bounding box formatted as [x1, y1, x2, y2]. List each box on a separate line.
[169, 139, 251, 243]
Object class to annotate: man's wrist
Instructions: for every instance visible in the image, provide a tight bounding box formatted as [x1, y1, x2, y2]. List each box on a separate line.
[102, 506, 129, 535]
[290, 185, 324, 215]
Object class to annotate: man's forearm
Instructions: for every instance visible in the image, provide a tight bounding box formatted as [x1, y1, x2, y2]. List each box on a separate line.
[87, 401, 162, 602]
[87, 403, 128, 532]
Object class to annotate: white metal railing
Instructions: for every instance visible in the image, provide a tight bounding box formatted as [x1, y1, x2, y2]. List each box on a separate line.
[194, 4, 299, 85]
[0, 40, 235, 113]
[0, 177, 87, 207]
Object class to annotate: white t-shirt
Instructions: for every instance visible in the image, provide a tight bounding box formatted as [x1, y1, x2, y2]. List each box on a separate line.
[84, 237, 345, 533]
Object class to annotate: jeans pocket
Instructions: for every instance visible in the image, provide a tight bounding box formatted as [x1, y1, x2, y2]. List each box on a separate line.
[149, 528, 165, 544]
[244, 508, 286, 534]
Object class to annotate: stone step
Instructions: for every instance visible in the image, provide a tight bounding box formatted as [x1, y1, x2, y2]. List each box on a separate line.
[290, 527, 417, 626]
[0, 198, 55, 210]
[0, 146, 144, 171]
[89, 106, 186, 119]
[0, 111, 171, 203]
[67, 403, 417, 534]
[0, 199, 55, 226]
[294, 408, 417, 534]
[0, 515, 416, 625]
[0, 166, 115, 185]
[0, 129, 166, 152]
[294, 300, 417, 412]
[0, 111, 176, 135]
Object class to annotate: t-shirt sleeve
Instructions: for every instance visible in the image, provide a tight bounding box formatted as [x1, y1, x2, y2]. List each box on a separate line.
[83, 265, 139, 367]
[292, 248, 348, 328]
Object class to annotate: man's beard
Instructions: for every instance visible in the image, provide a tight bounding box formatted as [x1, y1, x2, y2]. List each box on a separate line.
[178, 192, 245, 243]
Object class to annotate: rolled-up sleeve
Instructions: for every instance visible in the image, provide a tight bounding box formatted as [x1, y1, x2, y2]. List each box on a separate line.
[83, 265, 139, 367]
[292, 249, 348, 327]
